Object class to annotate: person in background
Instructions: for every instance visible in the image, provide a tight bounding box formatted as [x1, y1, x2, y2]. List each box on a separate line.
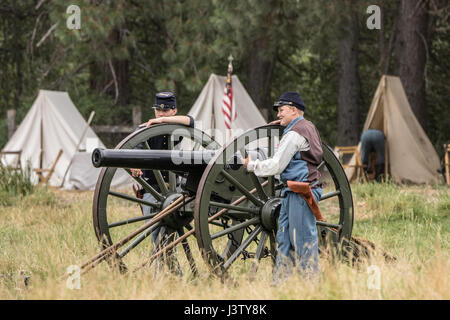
[360, 129, 385, 182]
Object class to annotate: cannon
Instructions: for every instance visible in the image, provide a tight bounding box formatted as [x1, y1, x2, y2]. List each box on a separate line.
[86, 124, 354, 278]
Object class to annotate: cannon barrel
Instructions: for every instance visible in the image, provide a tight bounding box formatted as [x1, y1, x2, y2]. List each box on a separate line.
[92, 148, 218, 172]
[92, 147, 269, 173]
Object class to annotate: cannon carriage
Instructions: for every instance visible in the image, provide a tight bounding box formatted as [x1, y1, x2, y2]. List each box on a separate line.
[89, 124, 354, 278]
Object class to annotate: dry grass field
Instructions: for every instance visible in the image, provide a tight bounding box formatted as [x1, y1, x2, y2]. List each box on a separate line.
[0, 180, 448, 300]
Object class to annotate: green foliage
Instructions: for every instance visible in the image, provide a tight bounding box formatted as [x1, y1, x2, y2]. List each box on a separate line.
[0, 163, 35, 206]
[21, 187, 57, 208]
[353, 182, 449, 224]
[0, 120, 7, 151]
[0, 160, 57, 207]
[51, 0, 130, 62]
[0, 0, 448, 153]
[351, 182, 449, 258]
[427, 30, 450, 158]
[70, 87, 132, 125]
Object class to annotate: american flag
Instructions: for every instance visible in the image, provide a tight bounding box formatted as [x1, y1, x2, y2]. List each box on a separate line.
[222, 55, 236, 129]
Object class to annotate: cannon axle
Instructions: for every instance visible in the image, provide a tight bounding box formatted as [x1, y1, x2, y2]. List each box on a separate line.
[159, 193, 194, 229]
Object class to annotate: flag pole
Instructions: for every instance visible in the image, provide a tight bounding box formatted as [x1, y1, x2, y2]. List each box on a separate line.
[227, 54, 233, 140]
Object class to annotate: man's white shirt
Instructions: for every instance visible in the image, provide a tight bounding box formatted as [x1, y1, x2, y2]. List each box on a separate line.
[247, 131, 310, 177]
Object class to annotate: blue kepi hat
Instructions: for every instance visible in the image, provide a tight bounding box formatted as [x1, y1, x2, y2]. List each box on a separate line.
[273, 91, 305, 111]
[154, 92, 177, 110]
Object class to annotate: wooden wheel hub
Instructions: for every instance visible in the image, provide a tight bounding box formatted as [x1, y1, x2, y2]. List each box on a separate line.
[260, 197, 281, 232]
[159, 193, 193, 229]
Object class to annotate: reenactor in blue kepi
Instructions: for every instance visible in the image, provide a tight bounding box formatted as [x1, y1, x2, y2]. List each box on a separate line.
[242, 91, 324, 282]
[131, 92, 194, 275]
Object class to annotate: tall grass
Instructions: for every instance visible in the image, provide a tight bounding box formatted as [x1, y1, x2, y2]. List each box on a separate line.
[0, 163, 35, 206]
[0, 182, 448, 299]
[351, 182, 449, 258]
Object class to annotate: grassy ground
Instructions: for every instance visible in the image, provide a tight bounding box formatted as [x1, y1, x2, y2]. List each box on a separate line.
[0, 181, 448, 300]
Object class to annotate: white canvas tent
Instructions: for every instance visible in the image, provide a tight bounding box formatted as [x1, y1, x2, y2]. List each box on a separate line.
[188, 74, 267, 145]
[1, 90, 132, 189]
[345, 75, 442, 184]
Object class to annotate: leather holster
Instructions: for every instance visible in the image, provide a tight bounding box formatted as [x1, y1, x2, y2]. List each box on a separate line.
[286, 181, 324, 221]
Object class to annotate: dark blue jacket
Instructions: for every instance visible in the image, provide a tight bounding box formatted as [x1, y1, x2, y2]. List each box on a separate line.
[136, 115, 194, 192]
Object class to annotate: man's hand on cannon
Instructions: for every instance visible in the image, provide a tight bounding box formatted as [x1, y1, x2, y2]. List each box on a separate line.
[145, 117, 165, 127]
[130, 168, 143, 177]
[241, 154, 251, 169]
[269, 119, 281, 125]
[144, 116, 192, 128]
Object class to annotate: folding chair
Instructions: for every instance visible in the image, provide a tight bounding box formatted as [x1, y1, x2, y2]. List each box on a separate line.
[33, 149, 63, 185]
[334, 146, 368, 182]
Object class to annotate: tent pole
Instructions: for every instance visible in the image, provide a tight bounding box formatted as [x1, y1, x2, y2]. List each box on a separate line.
[211, 96, 215, 141]
[382, 77, 389, 180]
[40, 117, 43, 170]
[384, 136, 388, 180]
[59, 111, 96, 188]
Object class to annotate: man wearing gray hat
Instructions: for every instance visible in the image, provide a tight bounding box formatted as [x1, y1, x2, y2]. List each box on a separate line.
[242, 91, 323, 282]
[131, 91, 194, 275]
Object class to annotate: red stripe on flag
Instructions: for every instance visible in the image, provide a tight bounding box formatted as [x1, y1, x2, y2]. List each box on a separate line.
[223, 111, 231, 121]
[223, 101, 231, 110]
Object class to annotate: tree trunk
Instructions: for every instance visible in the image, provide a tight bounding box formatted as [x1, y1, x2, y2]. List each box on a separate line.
[337, 11, 361, 146]
[13, 12, 23, 111]
[394, 0, 428, 130]
[132, 106, 142, 128]
[378, 0, 398, 75]
[247, 38, 277, 122]
[113, 58, 130, 106]
[7, 109, 16, 139]
[89, 28, 130, 106]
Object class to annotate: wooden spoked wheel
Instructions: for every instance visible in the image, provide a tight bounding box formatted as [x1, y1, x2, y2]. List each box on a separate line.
[92, 124, 220, 275]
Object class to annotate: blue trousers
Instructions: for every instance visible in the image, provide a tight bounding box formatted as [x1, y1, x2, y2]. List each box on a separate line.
[273, 187, 322, 281]
[141, 192, 182, 275]
[360, 129, 385, 166]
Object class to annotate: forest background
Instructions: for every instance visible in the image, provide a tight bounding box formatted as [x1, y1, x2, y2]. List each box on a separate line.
[0, 0, 449, 160]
